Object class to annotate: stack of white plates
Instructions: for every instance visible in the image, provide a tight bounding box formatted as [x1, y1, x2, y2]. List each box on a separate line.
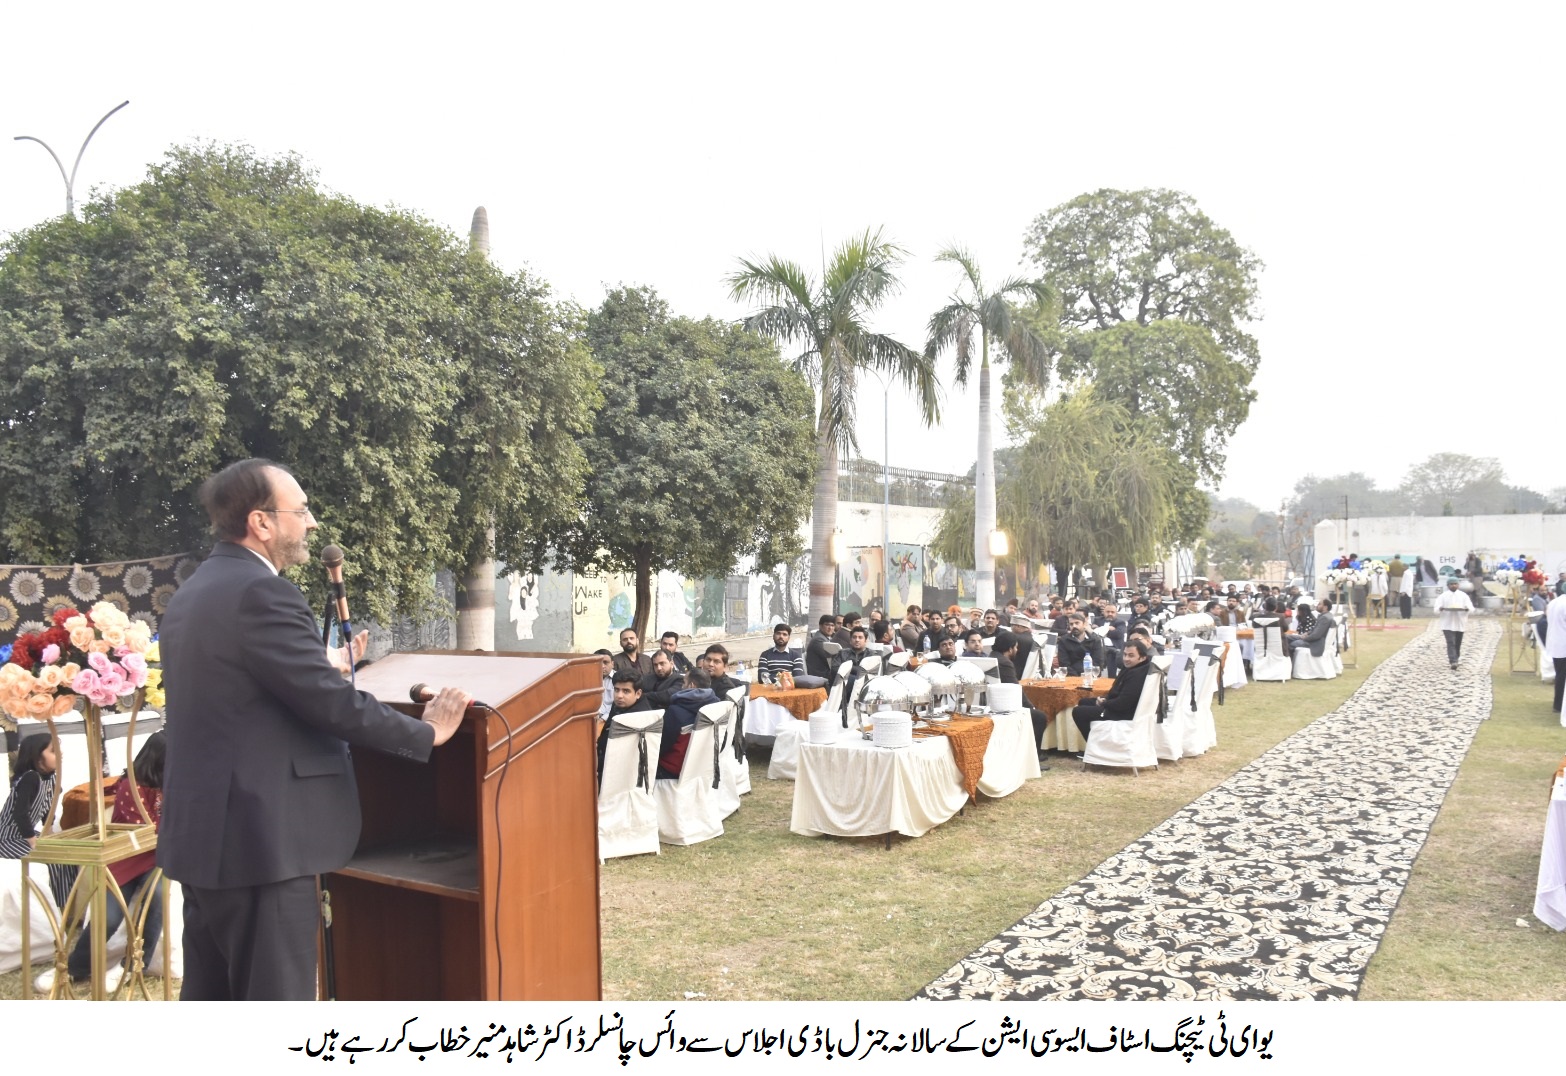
[809, 711, 841, 744]
[872, 711, 913, 749]
[986, 683, 1022, 712]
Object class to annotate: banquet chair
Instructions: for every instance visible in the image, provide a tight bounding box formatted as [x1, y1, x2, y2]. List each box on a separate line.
[654, 712, 724, 846]
[1215, 627, 1247, 691]
[1292, 631, 1339, 681]
[885, 651, 911, 671]
[768, 661, 852, 780]
[704, 700, 741, 819]
[1082, 657, 1165, 775]
[725, 685, 752, 796]
[1181, 650, 1221, 756]
[597, 709, 665, 861]
[1251, 618, 1291, 682]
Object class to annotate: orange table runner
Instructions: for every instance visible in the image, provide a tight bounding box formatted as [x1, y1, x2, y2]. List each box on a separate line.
[1236, 628, 1255, 640]
[912, 714, 994, 801]
[1022, 677, 1113, 718]
[750, 682, 828, 722]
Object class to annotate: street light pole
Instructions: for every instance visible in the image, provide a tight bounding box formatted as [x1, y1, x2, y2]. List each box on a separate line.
[15, 100, 130, 219]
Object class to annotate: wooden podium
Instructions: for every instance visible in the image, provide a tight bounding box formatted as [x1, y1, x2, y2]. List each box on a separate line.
[322, 651, 602, 1000]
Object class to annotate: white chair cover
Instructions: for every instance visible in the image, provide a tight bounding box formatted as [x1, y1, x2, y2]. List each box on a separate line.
[725, 685, 752, 796]
[1251, 619, 1291, 682]
[1181, 653, 1220, 756]
[1082, 660, 1163, 774]
[703, 701, 740, 820]
[1215, 627, 1247, 690]
[885, 651, 911, 671]
[1293, 630, 1340, 681]
[597, 709, 665, 861]
[768, 668, 851, 781]
[653, 717, 723, 846]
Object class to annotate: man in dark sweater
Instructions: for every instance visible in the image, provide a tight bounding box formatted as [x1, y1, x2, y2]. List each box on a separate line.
[1072, 638, 1158, 741]
[641, 649, 685, 709]
[597, 671, 651, 782]
[657, 669, 719, 780]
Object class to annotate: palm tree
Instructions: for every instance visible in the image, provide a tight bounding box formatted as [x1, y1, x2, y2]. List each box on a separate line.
[728, 228, 939, 619]
[925, 246, 1050, 609]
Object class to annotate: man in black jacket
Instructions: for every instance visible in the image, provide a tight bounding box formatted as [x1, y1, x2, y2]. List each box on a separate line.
[992, 631, 1053, 768]
[641, 649, 685, 709]
[701, 644, 745, 700]
[1072, 638, 1158, 741]
[805, 614, 841, 680]
[159, 458, 469, 1001]
[597, 671, 651, 782]
[1057, 614, 1106, 675]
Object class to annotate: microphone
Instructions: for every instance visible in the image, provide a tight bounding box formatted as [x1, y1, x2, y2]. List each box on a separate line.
[409, 683, 434, 704]
[320, 544, 353, 638]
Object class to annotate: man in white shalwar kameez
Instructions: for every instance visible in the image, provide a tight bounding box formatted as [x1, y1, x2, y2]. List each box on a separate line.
[1432, 578, 1475, 670]
[1544, 592, 1566, 717]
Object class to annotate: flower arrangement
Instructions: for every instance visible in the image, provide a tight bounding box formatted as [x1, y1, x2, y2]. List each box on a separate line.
[1365, 559, 1389, 575]
[1325, 567, 1366, 589]
[1, 602, 153, 721]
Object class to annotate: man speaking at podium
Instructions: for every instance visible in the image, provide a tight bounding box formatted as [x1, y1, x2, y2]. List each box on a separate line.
[158, 458, 471, 1001]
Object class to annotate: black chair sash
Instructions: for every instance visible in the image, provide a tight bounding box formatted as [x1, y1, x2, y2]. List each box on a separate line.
[694, 711, 726, 790]
[601, 716, 663, 796]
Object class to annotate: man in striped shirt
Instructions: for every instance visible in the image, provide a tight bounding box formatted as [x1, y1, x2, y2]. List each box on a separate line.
[756, 623, 805, 685]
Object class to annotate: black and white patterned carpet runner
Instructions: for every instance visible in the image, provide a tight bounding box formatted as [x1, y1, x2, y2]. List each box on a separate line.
[917, 622, 1498, 1001]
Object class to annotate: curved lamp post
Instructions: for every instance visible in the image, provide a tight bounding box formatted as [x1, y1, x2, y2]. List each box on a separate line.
[15, 100, 129, 218]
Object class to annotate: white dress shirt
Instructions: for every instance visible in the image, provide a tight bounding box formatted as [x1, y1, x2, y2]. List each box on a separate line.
[1432, 587, 1474, 632]
[1546, 595, 1566, 660]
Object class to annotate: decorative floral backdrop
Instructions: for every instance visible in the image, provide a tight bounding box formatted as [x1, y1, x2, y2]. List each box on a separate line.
[0, 553, 200, 648]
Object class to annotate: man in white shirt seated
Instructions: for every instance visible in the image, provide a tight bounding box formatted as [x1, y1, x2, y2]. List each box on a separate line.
[594, 649, 614, 719]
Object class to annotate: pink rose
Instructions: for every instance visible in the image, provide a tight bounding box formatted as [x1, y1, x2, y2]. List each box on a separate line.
[71, 668, 101, 695]
[89, 684, 118, 707]
[99, 664, 130, 697]
[87, 651, 111, 674]
[41, 643, 60, 665]
[118, 651, 148, 687]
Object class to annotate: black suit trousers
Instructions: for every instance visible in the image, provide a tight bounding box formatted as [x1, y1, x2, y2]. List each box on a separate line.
[180, 877, 320, 1001]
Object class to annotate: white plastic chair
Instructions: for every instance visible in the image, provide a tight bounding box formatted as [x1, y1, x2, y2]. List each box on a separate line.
[724, 685, 752, 796]
[1293, 631, 1340, 681]
[704, 701, 740, 819]
[1082, 658, 1165, 775]
[597, 709, 665, 861]
[1251, 619, 1291, 682]
[653, 715, 724, 846]
[1181, 653, 1220, 756]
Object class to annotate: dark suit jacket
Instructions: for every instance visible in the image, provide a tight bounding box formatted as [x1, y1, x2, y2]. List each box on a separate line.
[1298, 612, 1336, 656]
[1098, 659, 1154, 720]
[157, 542, 435, 890]
[805, 631, 836, 680]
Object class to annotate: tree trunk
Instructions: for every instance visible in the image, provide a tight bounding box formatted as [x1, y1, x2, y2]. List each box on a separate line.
[632, 544, 653, 650]
[808, 413, 838, 620]
[456, 522, 496, 651]
[974, 344, 996, 610]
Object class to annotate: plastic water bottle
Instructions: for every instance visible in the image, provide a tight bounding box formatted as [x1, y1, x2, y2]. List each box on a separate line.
[1081, 654, 1095, 689]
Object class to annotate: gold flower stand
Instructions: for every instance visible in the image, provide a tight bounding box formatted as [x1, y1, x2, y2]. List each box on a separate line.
[19, 701, 170, 1001]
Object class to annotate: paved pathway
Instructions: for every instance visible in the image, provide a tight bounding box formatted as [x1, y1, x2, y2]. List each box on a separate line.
[916, 622, 1498, 1001]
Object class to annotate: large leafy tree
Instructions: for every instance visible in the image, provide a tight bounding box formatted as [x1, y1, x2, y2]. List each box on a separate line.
[924, 246, 1049, 609]
[933, 390, 1184, 594]
[0, 144, 596, 623]
[728, 229, 938, 618]
[552, 286, 815, 644]
[1017, 189, 1262, 487]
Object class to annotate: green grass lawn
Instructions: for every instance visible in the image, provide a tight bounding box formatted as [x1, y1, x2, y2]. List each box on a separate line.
[1358, 623, 1566, 999]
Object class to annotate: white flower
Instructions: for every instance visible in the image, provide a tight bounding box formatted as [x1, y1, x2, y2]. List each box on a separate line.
[122, 564, 154, 597]
[8, 571, 44, 606]
[68, 569, 101, 602]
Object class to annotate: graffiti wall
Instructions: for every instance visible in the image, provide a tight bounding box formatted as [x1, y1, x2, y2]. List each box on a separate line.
[886, 543, 923, 617]
[837, 547, 885, 616]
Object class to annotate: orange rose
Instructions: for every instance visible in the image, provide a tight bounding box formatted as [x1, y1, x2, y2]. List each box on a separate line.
[51, 694, 76, 716]
[37, 665, 65, 691]
[69, 626, 95, 650]
[64, 614, 88, 631]
[61, 662, 80, 680]
[86, 640, 111, 654]
[24, 692, 53, 717]
[101, 626, 127, 647]
[124, 624, 152, 653]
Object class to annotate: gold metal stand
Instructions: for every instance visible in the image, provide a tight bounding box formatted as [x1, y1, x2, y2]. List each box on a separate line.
[19, 699, 170, 1001]
[1336, 584, 1359, 669]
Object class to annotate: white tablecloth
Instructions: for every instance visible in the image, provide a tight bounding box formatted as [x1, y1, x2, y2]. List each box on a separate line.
[977, 709, 1042, 798]
[1535, 776, 1566, 931]
[790, 732, 970, 839]
[746, 695, 801, 739]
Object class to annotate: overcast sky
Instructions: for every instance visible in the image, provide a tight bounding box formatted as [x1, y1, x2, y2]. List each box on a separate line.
[3, 2, 1558, 513]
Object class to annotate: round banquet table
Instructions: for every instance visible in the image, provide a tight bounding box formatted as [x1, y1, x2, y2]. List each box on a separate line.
[1022, 677, 1113, 753]
[747, 683, 829, 738]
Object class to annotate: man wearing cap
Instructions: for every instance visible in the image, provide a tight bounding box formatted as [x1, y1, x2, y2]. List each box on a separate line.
[1432, 577, 1475, 669]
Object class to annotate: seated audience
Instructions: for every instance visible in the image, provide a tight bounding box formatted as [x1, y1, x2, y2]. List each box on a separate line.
[935, 636, 960, 665]
[612, 628, 651, 678]
[961, 629, 987, 658]
[656, 669, 719, 780]
[1287, 599, 1336, 656]
[701, 644, 745, 699]
[1057, 613, 1107, 675]
[805, 614, 840, 680]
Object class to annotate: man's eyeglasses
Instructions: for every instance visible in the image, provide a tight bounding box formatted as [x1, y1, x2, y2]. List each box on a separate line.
[264, 508, 314, 518]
